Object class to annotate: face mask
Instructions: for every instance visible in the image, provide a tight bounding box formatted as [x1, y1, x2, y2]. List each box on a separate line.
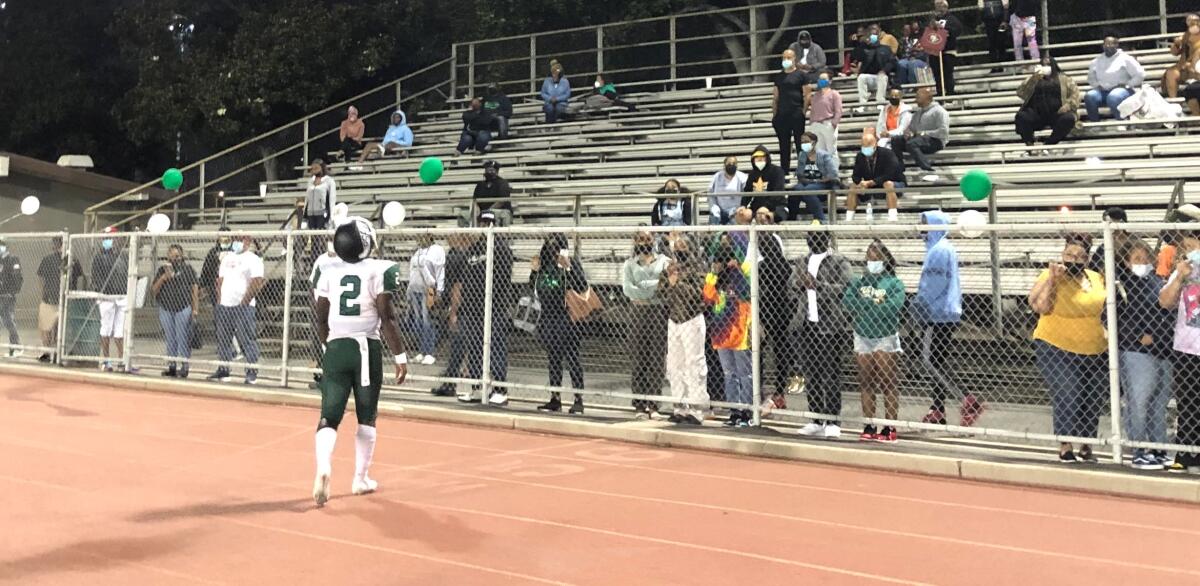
[866, 260, 885, 274]
[753, 160, 766, 170]
[869, 34, 879, 44]
[800, 41, 811, 48]
[724, 164, 737, 175]
[1188, 250, 1200, 265]
[1131, 264, 1152, 278]
[781, 59, 794, 70]
[101, 239, 113, 251]
[861, 146, 876, 157]
[484, 169, 498, 180]
[1103, 47, 1118, 57]
[219, 240, 231, 250]
[594, 81, 602, 89]
[817, 79, 830, 89]
[888, 97, 901, 106]
[1064, 261, 1086, 276]
[800, 143, 813, 153]
[1038, 65, 1052, 76]
[231, 241, 244, 254]
[635, 244, 654, 256]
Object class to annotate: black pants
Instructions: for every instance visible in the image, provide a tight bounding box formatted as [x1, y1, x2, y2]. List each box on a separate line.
[889, 135, 944, 172]
[1174, 353, 1200, 461]
[929, 52, 956, 96]
[983, 18, 1007, 64]
[705, 341, 724, 402]
[921, 322, 960, 411]
[1015, 109, 1076, 146]
[341, 138, 363, 162]
[763, 303, 797, 395]
[540, 315, 583, 392]
[464, 311, 509, 389]
[772, 115, 805, 176]
[629, 303, 666, 410]
[800, 323, 847, 423]
[440, 320, 466, 380]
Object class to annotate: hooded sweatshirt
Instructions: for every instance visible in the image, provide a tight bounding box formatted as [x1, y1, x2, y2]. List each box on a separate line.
[703, 234, 751, 351]
[741, 144, 787, 212]
[383, 111, 413, 147]
[912, 210, 962, 324]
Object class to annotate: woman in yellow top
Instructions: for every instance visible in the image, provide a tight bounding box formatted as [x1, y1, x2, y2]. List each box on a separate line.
[1028, 235, 1108, 463]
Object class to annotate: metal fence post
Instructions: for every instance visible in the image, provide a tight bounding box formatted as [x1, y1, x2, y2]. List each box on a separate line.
[467, 42, 476, 99]
[450, 44, 458, 100]
[669, 16, 678, 87]
[480, 228, 496, 400]
[530, 35, 538, 95]
[123, 232, 139, 371]
[302, 119, 310, 170]
[596, 27, 605, 75]
[279, 233, 295, 388]
[987, 189, 1004, 335]
[1102, 223, 1124, 464]
[748, 6, 759, 73]
[395, 80, 403, 109]
[749, 226, 763, 426]
[199, 162, 206, 212]
[1041, 0, 1050, 49]
[837, 0, 845, 72]
[54, 231, 71, 365]
[1159, 0, 1168, 35]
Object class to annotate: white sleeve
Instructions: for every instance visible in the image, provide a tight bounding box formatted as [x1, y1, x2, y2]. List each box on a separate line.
[314, 270, 332, 299]
[327, 178, 338, 212]
[249, 254, 265, 279]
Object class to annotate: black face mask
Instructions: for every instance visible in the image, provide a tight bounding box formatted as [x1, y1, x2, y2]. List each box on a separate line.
[724, 164, 737, 175]
[888, 97, 901, 106]
[635, 244, 654, 256]
[1064, 262, 1086, 276]
[1103, 48, 1118, 57]
[484, 170, 498, 180]
[665, 188, 679, 194]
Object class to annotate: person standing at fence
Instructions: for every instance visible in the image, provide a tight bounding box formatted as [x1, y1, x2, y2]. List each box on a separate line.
[1116, 241, 1174, 469]
[1029, 234, 1107, 463]
[36, 237, 83, 363]
[303, 159, 337, 231]
[913, 211, 983, 427]
[339, 106, 365, 163]
[795, 228, 850, 438]
[773, 48, 807, 174]
[754, 209, 796, 414]
[408, 234, 445, 366]
[432, 233, 471, 397]
[540, 60, 571, 124]
[211, 235, 264, 384]
[1088, 207, 1132, 275]
[927, 0, 964, 96]
[623, 231, 669, 418]
[843, 239, 906, 443]
[703, 235, 753, 427]
[92, 228, 128, 372]
[533, 233, 588, 414]
[454, 212, 514, 406]
[0, 239, 23, 357]
[1158, 229, 1200, 473]
[708, 156, 746, 225]
[200, 228, 232, 306]
[660, 233, 708, 424]
[808, 72, 843, 155]
[152, 244, 199, 379]
[1085, 36, 1145, 122]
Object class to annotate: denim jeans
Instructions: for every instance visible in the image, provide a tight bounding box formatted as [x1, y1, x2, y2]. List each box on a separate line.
[1084, 87, 1133, 121]
[788, 184, 829, 223]
[158, 306, 193, 371]
[1034, 340, 1106, 438]
[717, 348, 752, 408]
[1119, 350, 1170, 445]
[0, 295, 17, 346]
[456, 129, 492, 153]
[407, 290, 437, 356]
[543, 102, 568, 123]
[896, 58, 928, 85]
[462, 311, 509, 387]
[216, 305, 259, 375]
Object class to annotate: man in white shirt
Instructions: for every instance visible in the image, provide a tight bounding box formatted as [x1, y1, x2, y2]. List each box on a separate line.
[408, 234, 446, 365]
[210, 235, 265, 384]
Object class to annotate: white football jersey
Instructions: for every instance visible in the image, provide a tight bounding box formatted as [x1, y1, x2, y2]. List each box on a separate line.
[314, 257, 401, 341]
[309, 252, 340, 300]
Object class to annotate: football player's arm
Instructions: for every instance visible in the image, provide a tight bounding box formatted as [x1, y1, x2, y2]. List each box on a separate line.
[378, 292, 407, 384]
[314, 297, 331, 345]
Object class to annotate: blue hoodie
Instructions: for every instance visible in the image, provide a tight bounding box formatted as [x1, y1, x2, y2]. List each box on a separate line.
[912, 210, 962, 324]
[383, 110, 413, 147]
[540, 76, 571, 104]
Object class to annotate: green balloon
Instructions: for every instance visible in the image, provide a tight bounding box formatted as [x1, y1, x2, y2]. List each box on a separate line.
[418, 157, 444, 185]
[960, 169, 992, 202]
[162, 168, 184, 191]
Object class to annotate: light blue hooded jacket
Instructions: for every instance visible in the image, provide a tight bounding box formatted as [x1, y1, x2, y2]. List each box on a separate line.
[383, 110, 413, 147]
[912, 210, 962, 324]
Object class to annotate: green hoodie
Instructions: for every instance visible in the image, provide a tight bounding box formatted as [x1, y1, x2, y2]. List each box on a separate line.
[842, 273, 906, 339]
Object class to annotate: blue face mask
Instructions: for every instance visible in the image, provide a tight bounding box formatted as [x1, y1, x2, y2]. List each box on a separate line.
[800, 143, 814, 153]
[817, 78, 831, 89]
[866, 260, 885, 274]
[1188, 250, 1200, 265]
[231, 241, 245, 254]
[869, 34, 879, 44]
[861, 146, 876, 157]
[781, 59, 794, 70]
[101, 239, 113, 251]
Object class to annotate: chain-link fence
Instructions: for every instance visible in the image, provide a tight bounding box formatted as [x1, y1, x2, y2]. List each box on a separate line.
[11, 220, 1200, 470]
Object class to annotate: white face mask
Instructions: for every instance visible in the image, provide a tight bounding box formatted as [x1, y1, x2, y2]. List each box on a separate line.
[594, 81, 602, 88]
[231, 241, 245, 254]
[1131, 264, 1153, 278]
[753, 159, 766, 171]
[866, 260, 885, 274]
[1037, 65, 1052, 77]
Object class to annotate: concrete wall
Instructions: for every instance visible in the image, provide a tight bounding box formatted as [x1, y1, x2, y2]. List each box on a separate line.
[0, 172, 100, 234]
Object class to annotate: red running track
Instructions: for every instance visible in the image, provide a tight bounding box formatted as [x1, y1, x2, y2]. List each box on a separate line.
[2, 375, 1200, 585]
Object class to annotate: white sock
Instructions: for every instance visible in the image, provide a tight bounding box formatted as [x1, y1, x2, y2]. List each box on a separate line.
[888, 208, 899, 222]
[315, 427, 337, 476]
[845, 210, 855, 222]
[355, 425, 377, 480]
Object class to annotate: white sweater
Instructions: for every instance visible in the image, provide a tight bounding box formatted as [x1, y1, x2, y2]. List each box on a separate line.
[1088, 50, 1145, 91]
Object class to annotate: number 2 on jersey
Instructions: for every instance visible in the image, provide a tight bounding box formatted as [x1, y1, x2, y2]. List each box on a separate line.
[339, 275, 362, 316]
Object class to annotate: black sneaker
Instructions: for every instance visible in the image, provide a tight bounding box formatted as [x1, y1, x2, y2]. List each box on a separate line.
[161, 368, 177, 378]
[37, 353, 51, 363]
[682, 414, 703, 425]
[1077, 446, 1097, 463]
[1059, 450, 1078, 463]
[568, 397, 585, 415]
[723, 413, 742, 427]
[667, 413, 683, 424]
[178, 369, 189, 379]
[431, 384, 457, 397]
[537, 398, 562, 412]
[206, 369, 231, 382]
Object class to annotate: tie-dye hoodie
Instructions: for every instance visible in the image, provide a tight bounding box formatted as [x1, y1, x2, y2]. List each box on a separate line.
[703, 231, 752, 350]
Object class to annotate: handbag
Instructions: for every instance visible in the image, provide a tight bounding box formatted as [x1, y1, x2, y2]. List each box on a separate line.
[513, 291, 542, 333]
[920, 25, 948, 56]
[565, 287, 603, 322]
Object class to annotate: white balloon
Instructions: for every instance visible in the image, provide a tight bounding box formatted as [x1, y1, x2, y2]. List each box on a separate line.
[382, 201, 406, 227]
[20, 196, 39, 215]
[332, 202, 349, 219]
[147, 213, 171, 234]
[957, 209, 987, 239]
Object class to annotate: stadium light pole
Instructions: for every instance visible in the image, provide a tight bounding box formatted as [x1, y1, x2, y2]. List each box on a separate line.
[168, 14, 195, 166]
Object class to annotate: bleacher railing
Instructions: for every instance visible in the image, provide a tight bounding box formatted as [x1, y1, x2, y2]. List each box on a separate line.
[8, 222, 1200, 467]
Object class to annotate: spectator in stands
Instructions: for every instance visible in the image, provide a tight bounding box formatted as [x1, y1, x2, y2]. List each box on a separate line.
[432, 233, 470, 397]
[1158, 228, 1200, 472]
[1185, 80, 1200, 117]
[855, 24, 897, 104]
[843, 238, 905, 442]
[913, 211, 982, 427]
[897, 21, 930, 85]
[0, 238, 22, 356]
[845, 132, 906, 223]
[470, 160, 513, 227]
[1009, 0, 1040, 62]
[773, 48, 808, 173]
[1015, 55, 1080, 152]
[1117, 240, 1174, 469]
[842, 25, 869, 78]
[358, 110, 412, 163]
[303, 158, 337, 230]
[875, 88, 912, 149]
[532, 233, 587, 414]
[1088, 206, 1131, 275]
[454, 212, 514, 405]
[980, 0, 1008, 71]
[211, 234, 264, 385]
[703, 235, 753, 427]
[741, 145, 788, 222]
[756, 209, 796, 413]
[890, 87, 950, 178]
[36, 237, 83, 363]
[786, 30, 826, 107]
[809, 71, 843, 154]
[339, 106, 365, 162]
[540, 60, 571, 124]
[585, 74, 636, 113]
[708, 156, 746, 225]
[789, 131, 838, 223]
[200, 228, 232, 306]
[1029, 234, 1107, 463]
[1163, 14, 1200, 101]
[455, 98, 495, 156]
[652, 179, 693, 226]
[1085, 36, 1145, 122]
[92, 228, 128, 372]
[152, 244, 198, 378]
[483, 84, 514, 139]
[623, 231, 669, 418]
[659, 233, 708, 424]
[408, 234, 446, 367]
[928, 0, 964, 95]
[877, 23, 900, 54]
[796, 228, 850, 438]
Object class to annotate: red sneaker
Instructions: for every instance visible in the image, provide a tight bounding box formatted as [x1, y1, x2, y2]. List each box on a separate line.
[960, 394, 985, 427]
[921, 408, 947, 426]
[859, 426, 878, 442]
[877, 427, 898, 443]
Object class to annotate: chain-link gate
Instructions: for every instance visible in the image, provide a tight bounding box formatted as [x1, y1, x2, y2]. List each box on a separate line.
[0, 232, 72, 362]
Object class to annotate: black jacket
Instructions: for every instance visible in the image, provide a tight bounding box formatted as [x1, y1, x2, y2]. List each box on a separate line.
[1115, 272, 1174, 358]
[463, 109, 496, 133]
[0, 253, 22, 296]
[91, 250, 128, 295]
[741, 144, 788, 213]
[483, 92, 513, 118]
[200, 245, 226, 304]
[860, 45, 897, 76]
[474, 177, 513, 211]
[852, 148, 906, 186]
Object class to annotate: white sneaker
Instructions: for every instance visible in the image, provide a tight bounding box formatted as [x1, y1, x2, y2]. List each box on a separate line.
[457, 391, 480, 403]
[823, 424, 842, 438]
[351, 475, 378, 495]
[760, 398, 775, 418]
[313, 472, 331, 507]
[798, 422, 825, 436]
[420, 355, 436, 366]
[413, 354, 426, 363]
[488, 392, 509, 406]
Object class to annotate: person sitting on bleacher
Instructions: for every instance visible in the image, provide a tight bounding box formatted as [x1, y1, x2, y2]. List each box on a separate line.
[789, 132, 838, 223]
[809, 71, 843, 154]
[1015, 55, 1080, 154]
[707, 156, 746, 225]
[1162, 14, 1200, 101]
[357, 110, 413, 163]
[854, 24, 897, 105]
[483, 84, 513, 139]
[455, 98, 495, 156]
[741, 145, 788, 223]
[584, 74, 636, 113]
[890, 87, 950, 179]
[1085, 35, 1145, 122]
[1185, 80, 1200, 117]
[874, 88, 912, 149]
[471, 160, 512, 227]
[845, 132, 906, 223]
[896, 21, 930, 86]
[652, 179, 693, 227]
[338, 106, 366, 163]
[540, 60, 571, 124]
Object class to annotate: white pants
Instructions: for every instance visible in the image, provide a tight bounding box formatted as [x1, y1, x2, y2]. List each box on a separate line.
[810, 121, 839, 155]
[857, 73, 888, 104]
[665, 314, 708, 418]
[98, 299, 127, 339]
